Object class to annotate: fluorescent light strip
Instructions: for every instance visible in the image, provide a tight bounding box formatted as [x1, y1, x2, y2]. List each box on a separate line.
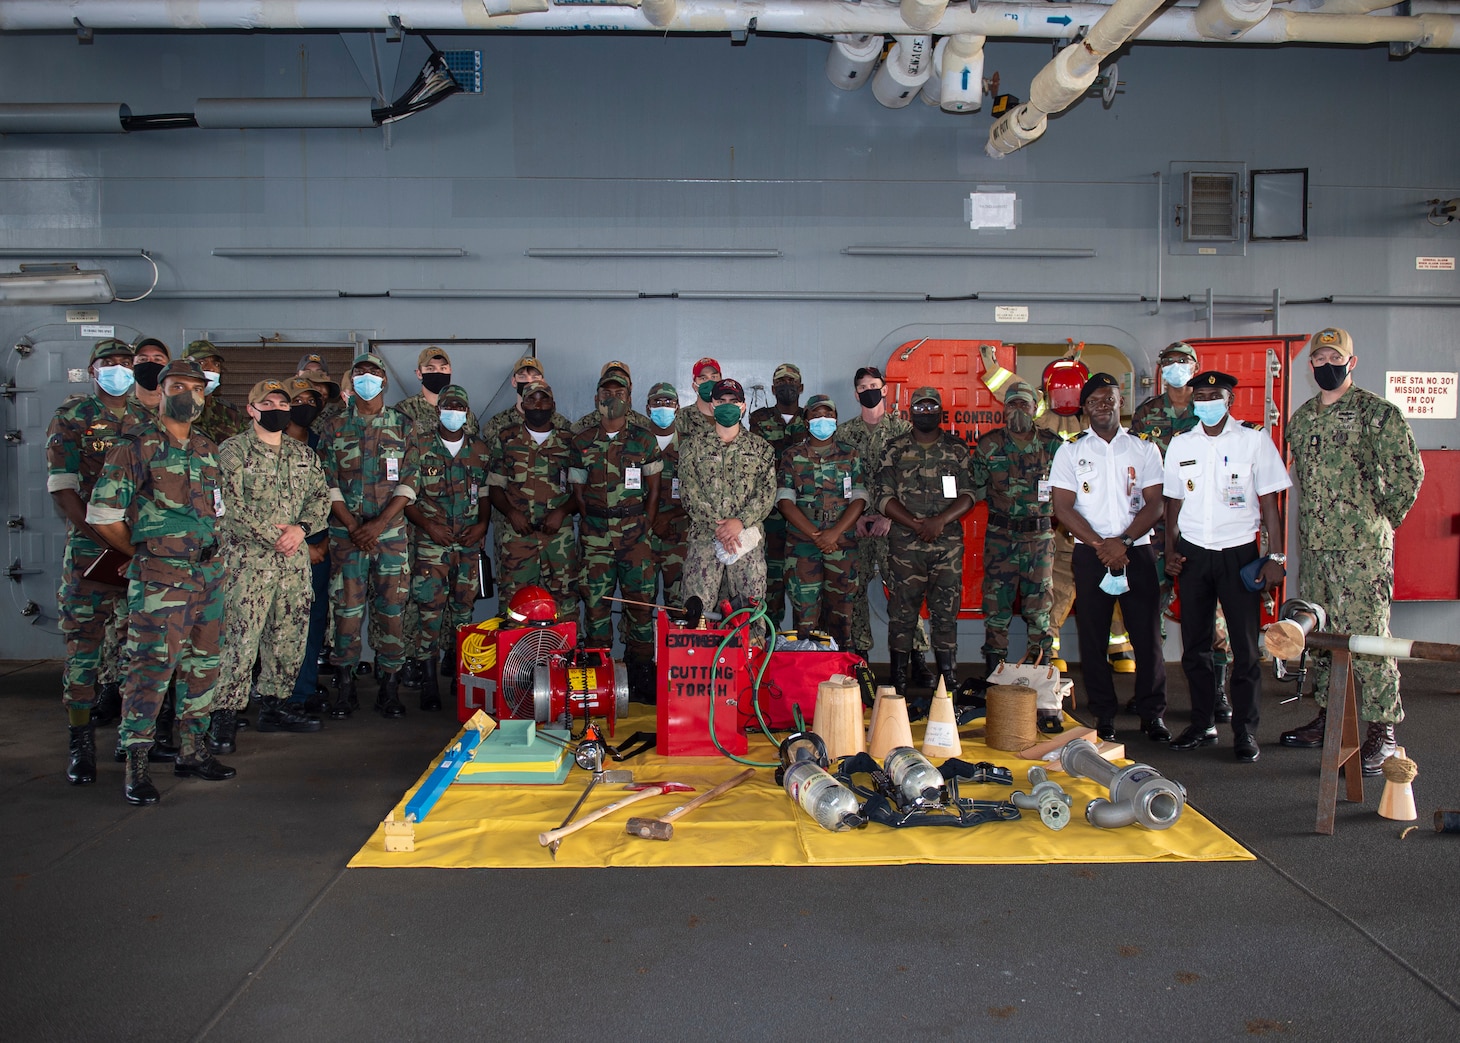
[527, 248, 781, 259]
[212, 247, 467, 258]
[843, 246, 1097, 258]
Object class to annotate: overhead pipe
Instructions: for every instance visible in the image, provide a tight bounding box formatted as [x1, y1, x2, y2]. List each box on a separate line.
[825, 34, 883, 91]
[935, 33, 985, 112]
[1194, 0, 1274, 39]
[871, 35, 933, 109]
[987, 0, 1168, 158]
[643, 0, 678, 25]
[899, 0, 949, 33]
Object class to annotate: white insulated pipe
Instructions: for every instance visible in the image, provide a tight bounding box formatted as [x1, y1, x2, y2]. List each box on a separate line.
[899, 0, 949, 33]
[987, 0, 1169, 157]
[871, 35, 933, 109]
[643, 0, 677, 25]
[936, 33, 985, 112]
[1194, 0, 1274, 39]
[825, 33, 883, 91]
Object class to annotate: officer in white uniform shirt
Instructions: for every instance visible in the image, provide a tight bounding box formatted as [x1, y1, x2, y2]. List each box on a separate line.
[1162, 371, 1291, 762]
[1050, 373, 1169, 744]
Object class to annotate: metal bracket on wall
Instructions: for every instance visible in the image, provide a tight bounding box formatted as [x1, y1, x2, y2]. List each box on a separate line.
[731, 17, 757, 45]
[3, 431, 21, 445]
[6, 560, 42, 582]
[7, 517, 23, 531]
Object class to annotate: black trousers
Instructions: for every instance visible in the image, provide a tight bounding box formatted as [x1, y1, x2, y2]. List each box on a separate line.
[1175, 537, 1262, 731]
[1072, 542, 1167, 721]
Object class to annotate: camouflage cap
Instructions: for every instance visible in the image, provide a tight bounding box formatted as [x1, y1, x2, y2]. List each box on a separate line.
[600, 359, 631, 382]
[159, 358, 208, 385]
[512, 355, 544, 377]
[437, 384, 471, 408]
[773, 363, 803, 384]
[598, 372, 630, 389]
[910, 385, 942, 407]
[90, 338, 134, 363]
[247, 378, 290, 405]
[520, 379, 553, 400]
[417, 345, 451, 368]
[1310, 327, 1354, 360]
[1004, 381, 1038, 407]
[646, 380, 679, 403]
[296, 352, 330, 374]
[805, 393, 836, 416]
[185, 339, 223, 362]
[351, 352, 387, 371]
[1160, 341, 1199, 363]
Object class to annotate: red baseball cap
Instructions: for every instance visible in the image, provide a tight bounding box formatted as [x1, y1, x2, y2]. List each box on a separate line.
[693, 357, 722, 380]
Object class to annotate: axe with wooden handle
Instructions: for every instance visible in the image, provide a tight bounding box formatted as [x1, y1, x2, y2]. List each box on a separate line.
[538, 782, 693, 851]
[625, 768, 757, 841]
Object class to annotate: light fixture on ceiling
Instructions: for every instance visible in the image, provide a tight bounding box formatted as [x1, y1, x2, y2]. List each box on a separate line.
[0, 264, 116, 306]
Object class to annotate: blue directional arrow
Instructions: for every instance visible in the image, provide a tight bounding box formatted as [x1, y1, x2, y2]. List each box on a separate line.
[961, 69, 971, 90]
[1047, 15, 1072, 25]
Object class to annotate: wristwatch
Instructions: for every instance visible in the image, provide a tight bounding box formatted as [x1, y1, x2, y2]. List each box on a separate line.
[1268, 553, 1287, 565]
[1119, 535, 1136, 549]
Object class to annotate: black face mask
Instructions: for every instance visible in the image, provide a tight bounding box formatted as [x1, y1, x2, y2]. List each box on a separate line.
[773, 384, 799, 407]
[911, 413, 941, 433]
[857, 387, 883, 409]
[133, 361, 165, 392]
[289, 403, 320, 429]
[1313, 362, 1349, 392]
[256, 409, 290, 433]
[421, 372, 451, 395]
[523, 408, 554, 428]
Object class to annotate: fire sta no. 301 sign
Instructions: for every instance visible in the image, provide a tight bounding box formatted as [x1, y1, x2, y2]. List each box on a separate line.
[1385, 371, 1458, 419]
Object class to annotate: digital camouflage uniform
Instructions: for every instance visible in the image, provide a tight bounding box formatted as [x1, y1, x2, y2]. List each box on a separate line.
[213, 429, 330, 710]
[748, 406, 807, 630]
[776, 436, 867, 650]
[405, 430, 491, 663]
[678, 429, 777, 636]
[1287, 384, 1423, 723]
[487, 420, 580, 618]
[878, 429, 976, 655]
[970, 426, 1062, 661]
[87, 426, 225, 753]
[570, 420, 663, 656]
[839, 413, 930, 655]
[47, 393, 153, 709]
[318, 402, 417, 673]
[194, 394, 249, 446]
[650, 430, 690, 609]
[674, 402, 715, 441]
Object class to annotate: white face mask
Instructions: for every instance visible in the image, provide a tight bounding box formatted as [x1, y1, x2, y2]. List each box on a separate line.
[1099, 569, 1130, 596]
[1161, 362, 1194, 389]
[204, 372, 222, 395]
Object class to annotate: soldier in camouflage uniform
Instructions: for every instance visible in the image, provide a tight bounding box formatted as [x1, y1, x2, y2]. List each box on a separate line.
[297, 353, 346, 436]
[283, 378, 334, 714]
[87, 358, 236, 805]
[572, 360, 653, 435]
[970, 381, 1062, 673]
[1279, 328, 1424, 773]
[318, 352, 418, 719]
[775, 394, 866, 652]
[570, 372, 662, 699]
[647, 382, 690, 609]
[675, 357, 722, 440]
[185, 340, 249, 445]
[878, 386, 977, 701]
[210, 380, 331, 753]
[748, 362, 808, 632]
[487, 380, 580, 620]
[402, 384, 489, 710]
[839, 366, 933, 675]
[678, 378, 777, 641]
[48, 338, 154, 784]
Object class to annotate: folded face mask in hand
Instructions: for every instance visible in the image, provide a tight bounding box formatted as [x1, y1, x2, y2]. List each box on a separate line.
[1099, 568, 1130, 596]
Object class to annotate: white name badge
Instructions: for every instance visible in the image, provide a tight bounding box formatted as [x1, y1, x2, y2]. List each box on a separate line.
[843, 476, 852, 499]
[469, 483, 480, 506]
[213, 488, 225, 518]
[1077, 458, 1094, 475]
[942, 475, 958, 499]
[386, 457, 400, 483]
[1038, 479, 1052, 503]
[625, 466, 642, 491]
[671, 477, 681, 500]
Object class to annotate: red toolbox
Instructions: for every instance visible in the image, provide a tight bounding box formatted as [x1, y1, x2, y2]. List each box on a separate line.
[656, 612, 749, 757]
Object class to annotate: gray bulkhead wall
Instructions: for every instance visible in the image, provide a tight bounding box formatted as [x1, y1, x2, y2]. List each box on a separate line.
[0, 32, 1456, 661]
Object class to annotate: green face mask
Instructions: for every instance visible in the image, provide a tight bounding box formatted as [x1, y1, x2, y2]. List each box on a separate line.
[698, 380, 716, 403]
[713, 403, 742, 427]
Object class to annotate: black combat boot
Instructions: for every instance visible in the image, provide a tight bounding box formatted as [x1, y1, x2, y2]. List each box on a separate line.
[908, 654, 937, 689]
[418, 670, 442, 712]
[153, 696, 180, 760]
[376, 673, 406, 719]
[983, 653, 1005, 678]
[888, 650, 911, 698]
[1279, 708, 1326, 749]
[934, 650, 960, 695]
[258, 696, 323, 733]
[626, 656, 657, 705]
[1213, 662, 1232, 723]
[124, 747, 160, 806]
[1360, 722, 1397, 776]
[440, 647, 456, 678]
[399, 658, 422, 690]
[91, 683, 122, 726]
[67, 724, 96, 785]
[207, 709, 238, 755]
[330, 676, 358, 720]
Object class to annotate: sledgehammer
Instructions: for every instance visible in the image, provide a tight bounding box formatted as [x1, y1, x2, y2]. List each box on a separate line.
[538, 782, 694, 851]
[625, 768, 757, 841]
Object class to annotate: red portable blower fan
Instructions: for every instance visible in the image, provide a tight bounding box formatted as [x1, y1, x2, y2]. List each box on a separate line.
[531, 648, 630, 736]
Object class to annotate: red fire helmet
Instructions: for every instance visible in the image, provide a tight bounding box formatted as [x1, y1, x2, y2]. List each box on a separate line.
[506, 585, 558, 625]
[1042, 356, 1090, 417]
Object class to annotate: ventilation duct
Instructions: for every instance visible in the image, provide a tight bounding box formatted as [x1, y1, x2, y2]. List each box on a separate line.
[1182, 171, 1241, 241]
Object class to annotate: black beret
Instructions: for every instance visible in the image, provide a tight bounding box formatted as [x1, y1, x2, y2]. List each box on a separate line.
[1079, 372, 1122, 405]
[1190, 370, 1238, 392]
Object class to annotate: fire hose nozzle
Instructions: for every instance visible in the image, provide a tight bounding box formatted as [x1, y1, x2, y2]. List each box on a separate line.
[1010, 765, 1073, 830]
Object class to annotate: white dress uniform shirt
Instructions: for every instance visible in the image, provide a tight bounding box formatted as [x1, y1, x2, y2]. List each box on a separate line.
[1163, 420, 1292, 550]
[1050, 427, 1165, 544]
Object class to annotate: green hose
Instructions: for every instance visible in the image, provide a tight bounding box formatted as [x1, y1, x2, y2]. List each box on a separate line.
[705, 603, 781, 767]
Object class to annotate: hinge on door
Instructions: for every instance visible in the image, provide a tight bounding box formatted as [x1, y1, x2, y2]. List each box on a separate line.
[1267, 349, 1282, 377]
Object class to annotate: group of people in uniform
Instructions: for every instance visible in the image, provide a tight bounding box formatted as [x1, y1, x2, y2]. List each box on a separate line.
[49, 328, 1423, 806]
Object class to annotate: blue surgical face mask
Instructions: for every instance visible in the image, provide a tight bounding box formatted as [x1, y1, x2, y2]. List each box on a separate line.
[439, 409, 468, 432]
[203, 372, 222, 396]
[352, 373, 385, 401]
[808, 417, 838, 440]
[1099, 568, 1130, 596]
[1193, 399, 1229, 427]
[1162, 362, 1195, 389]
[649, 406, 677, 428]
[96, 364, 135, 396]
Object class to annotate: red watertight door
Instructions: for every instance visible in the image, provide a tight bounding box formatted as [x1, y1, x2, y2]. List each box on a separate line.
[882, 338, 1018, 617]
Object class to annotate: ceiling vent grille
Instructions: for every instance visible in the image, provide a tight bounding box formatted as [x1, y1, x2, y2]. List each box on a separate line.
[1183, 171, 1240, 241]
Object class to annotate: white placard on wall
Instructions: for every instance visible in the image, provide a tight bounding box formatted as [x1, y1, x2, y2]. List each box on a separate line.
[1385, 371, 1457, 419]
